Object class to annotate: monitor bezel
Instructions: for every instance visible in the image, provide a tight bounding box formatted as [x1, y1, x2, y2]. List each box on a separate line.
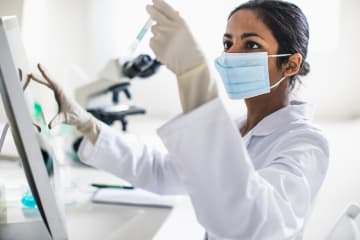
[0, 16, 68, 240]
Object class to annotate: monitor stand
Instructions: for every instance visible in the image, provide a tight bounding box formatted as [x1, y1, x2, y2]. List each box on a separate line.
[0, 221, 51, 240]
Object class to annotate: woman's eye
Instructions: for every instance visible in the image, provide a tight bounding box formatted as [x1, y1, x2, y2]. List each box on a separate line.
[245, 41, 261, 49]
[223, 41, 233, 50]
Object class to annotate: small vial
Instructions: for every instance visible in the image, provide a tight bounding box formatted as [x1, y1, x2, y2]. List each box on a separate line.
[21, 190, 37, 208]
[125, 18, 153, 59]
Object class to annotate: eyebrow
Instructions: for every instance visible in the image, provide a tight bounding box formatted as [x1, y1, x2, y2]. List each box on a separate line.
[223, 32, 264, 40]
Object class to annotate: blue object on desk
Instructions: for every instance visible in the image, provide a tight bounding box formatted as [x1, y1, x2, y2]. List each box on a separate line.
[21, 190, 37, 208]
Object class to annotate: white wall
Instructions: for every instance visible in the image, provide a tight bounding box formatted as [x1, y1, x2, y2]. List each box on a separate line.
[2, 0, 359, 120]
[302, 0, 360, 121]
[304, 120, 360, 239]
[15, 0, 89, 121]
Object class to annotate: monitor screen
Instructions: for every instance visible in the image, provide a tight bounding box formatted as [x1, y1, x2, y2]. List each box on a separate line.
[0, 16, 68, 239]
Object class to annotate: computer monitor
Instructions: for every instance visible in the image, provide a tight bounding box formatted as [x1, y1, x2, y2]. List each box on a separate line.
[0, 16, 68, 239]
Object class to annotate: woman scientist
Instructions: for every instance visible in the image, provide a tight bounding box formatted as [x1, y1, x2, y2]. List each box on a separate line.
[30, 0, 329, 239]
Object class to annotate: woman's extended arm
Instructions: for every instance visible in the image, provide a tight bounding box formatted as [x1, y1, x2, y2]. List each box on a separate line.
[78, 123, 186, 195]
[147, 0, 218, 113]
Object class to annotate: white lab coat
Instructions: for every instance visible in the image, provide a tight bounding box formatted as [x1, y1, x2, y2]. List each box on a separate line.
[79, 98, 329, 240]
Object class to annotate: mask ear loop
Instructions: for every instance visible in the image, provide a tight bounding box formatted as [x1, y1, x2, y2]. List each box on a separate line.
[270, 76, 287, 89]
[268, 53, 292, 89]
[268, 53, 292, 58]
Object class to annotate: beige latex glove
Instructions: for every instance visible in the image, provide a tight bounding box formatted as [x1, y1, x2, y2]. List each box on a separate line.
[29, 64, 100, 144]
[146, 0, 218, 113]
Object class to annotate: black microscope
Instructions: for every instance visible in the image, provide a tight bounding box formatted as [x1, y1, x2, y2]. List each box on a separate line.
[76, 54, 161, 132]
[72, 54, 161, 153]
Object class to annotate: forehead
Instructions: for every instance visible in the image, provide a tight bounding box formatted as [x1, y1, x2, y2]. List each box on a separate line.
[226, 9, 274, 40]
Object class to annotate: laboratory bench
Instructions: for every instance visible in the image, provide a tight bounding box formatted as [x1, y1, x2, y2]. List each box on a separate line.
[0, 115, 204, 239]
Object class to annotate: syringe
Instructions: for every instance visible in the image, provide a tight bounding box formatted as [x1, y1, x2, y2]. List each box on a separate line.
[125, 17, 153, 59]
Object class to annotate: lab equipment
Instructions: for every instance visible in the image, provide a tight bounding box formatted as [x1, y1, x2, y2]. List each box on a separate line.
[0, 16, 68, 240]
[88, 106, 145, 132]
[85, 81, 146, 131]
[33, 102, 48, 129]
[31, 102, 54, 175]
[74, 56, 155, 132]
[0, 88, 47, 210]
[75, 59, 126, 108]
[19, 87, 58, 210]
[125, 17, 153, 59]
[20, 148, 55, 209]
[21, 190, 37, 208]
[73, 18, 158, 132]
[30, 64, 100, 144]
[122, 54, 161, 79]
[214, 52, 291, 99]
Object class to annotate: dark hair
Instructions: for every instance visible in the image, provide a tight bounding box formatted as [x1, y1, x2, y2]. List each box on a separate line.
[229, 0, 310, 89]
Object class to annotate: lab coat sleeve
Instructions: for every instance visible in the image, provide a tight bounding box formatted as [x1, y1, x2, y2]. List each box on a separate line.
[157, 98, 329, 239]
[78, 123, 185, 195]
[176, 63, 218, 113]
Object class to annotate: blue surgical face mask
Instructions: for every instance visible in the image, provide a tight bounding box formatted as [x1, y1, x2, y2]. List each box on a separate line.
[214, 52, 291, 99]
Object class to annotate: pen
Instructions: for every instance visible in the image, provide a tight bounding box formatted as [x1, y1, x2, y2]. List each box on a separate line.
[91, 183, 134, 190]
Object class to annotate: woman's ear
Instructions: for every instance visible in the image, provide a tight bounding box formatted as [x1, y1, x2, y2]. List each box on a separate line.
[283, 53, 302, 77]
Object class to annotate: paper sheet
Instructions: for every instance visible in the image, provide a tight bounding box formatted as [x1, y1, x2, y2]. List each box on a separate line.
[91, 188, 175, 208]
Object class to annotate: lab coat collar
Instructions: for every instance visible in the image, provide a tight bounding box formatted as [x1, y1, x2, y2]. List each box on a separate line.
[237, 100, 314, 137]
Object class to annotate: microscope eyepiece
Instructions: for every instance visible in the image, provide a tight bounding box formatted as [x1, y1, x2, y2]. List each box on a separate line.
[122, 54, 161, 79]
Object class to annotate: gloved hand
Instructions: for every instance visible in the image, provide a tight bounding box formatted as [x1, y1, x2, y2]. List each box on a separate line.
[29, 64, 100, 144]
[146, 0, 206, 76]
[147, 0, 218, 113]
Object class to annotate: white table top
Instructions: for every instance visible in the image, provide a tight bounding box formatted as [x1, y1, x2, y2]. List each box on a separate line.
[0, 156, 203, 240]
[0, 116, 204, 239]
